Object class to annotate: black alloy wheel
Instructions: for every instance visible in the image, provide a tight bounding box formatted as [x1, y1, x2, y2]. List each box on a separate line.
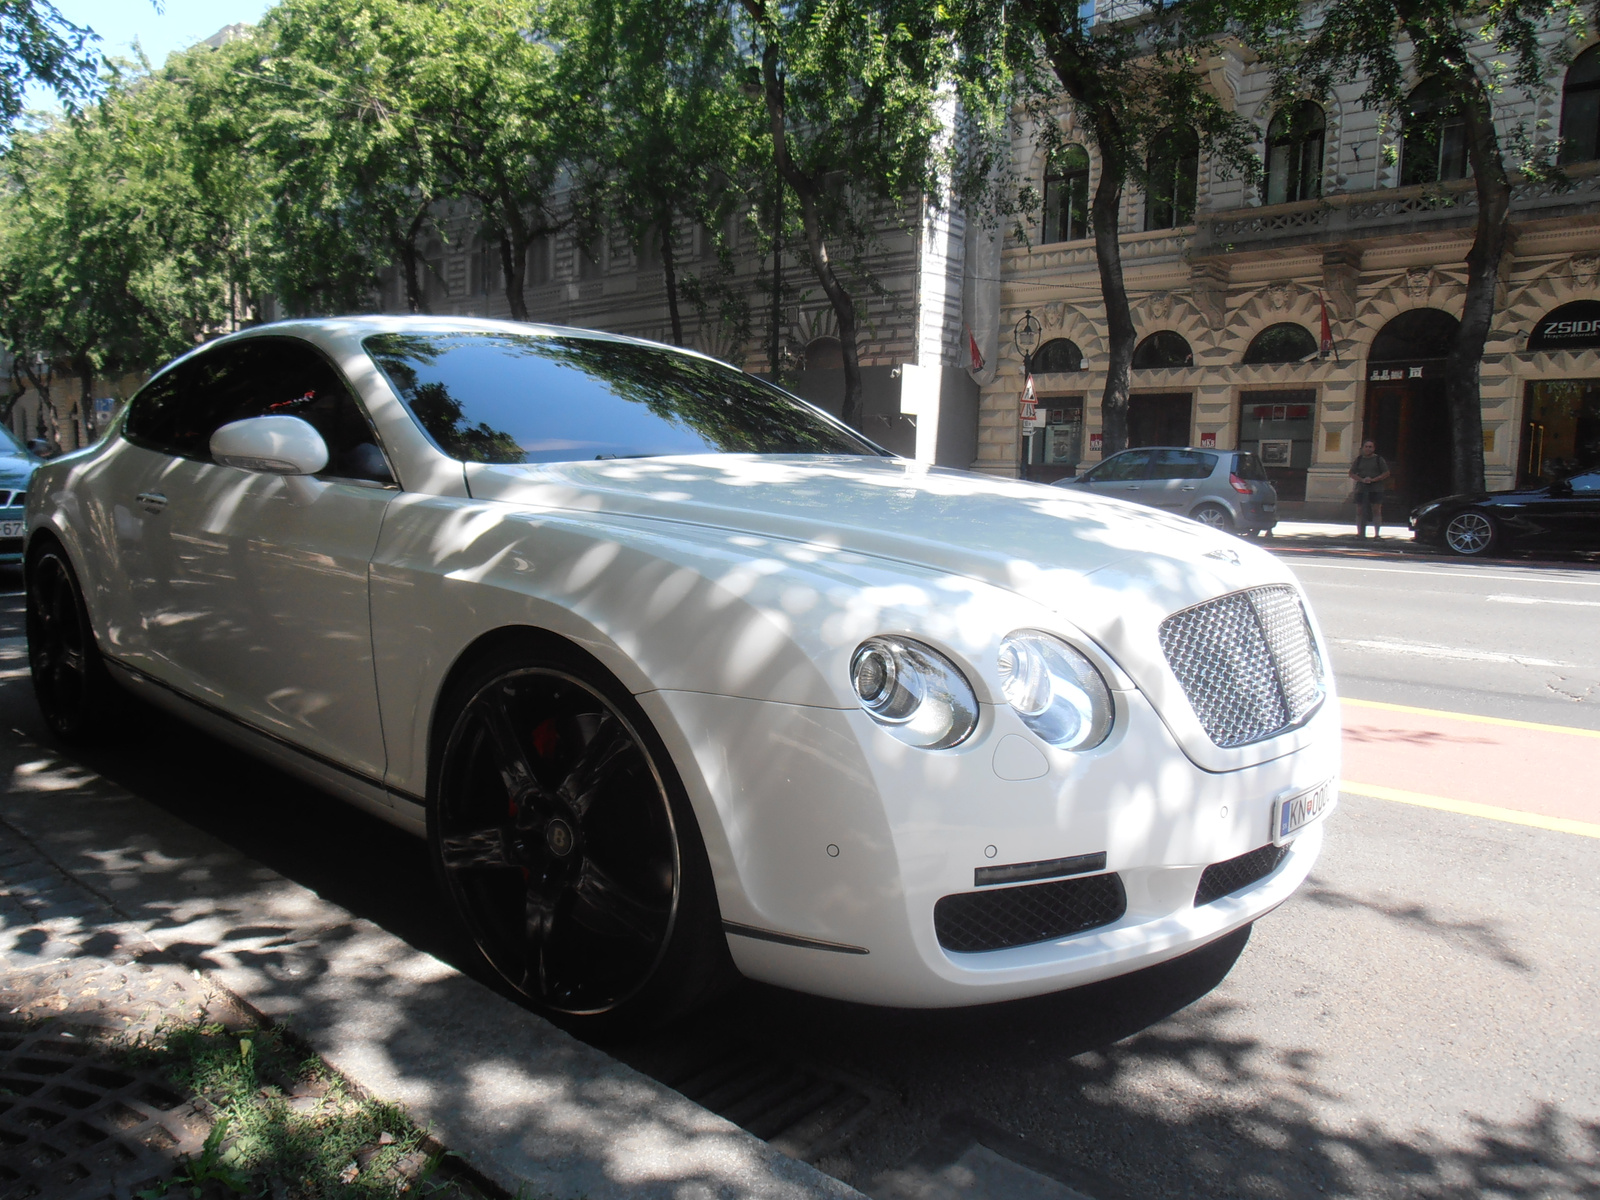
[430, 645, 728, 1029]
[1443, 510, 1496, 556]
[1191, 503, 1234, 531]
[26, 542, 114, 741]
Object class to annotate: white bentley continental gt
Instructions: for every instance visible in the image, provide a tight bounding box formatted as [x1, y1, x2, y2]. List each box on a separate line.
[25, 317, 1339, 1029]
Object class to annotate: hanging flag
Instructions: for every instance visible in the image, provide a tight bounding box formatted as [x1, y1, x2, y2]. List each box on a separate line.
[965, 326, 986, 372]
[1318, 294, 1336, 361]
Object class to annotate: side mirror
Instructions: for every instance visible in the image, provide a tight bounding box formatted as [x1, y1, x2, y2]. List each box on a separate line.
[210, 415, 328, 476]
[26, 439, 50, 458]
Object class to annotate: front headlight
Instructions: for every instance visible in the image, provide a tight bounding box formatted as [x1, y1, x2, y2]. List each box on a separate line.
[997, 631, 1114, 750]
[850, 636, 978, 749]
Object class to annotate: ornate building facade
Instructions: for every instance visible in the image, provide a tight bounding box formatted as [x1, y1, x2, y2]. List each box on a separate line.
[979, 36, 1600, 517]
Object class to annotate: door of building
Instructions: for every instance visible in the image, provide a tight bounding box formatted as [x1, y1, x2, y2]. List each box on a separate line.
[1128, 393, 1192, 447]
[1364, 376, 1452, 510]
[1023, 396, 1085, 482]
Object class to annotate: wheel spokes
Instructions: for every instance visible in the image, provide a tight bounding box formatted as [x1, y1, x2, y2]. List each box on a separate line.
[439, 826, 519, 871]
[470, 690, 540, 800]
[559, 714, 634, 817]
[570, 858, 670, 945]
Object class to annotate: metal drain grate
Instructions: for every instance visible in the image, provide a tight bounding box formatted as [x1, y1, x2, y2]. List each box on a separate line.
[650, 1045, 893, 1162]
[0, 1018, 208, 1200]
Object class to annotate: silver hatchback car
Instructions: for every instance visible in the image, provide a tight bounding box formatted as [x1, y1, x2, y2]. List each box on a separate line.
[1057, 446, 1279, 536]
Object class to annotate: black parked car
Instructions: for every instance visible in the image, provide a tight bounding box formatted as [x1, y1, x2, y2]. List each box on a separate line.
[1410, 468, 1600, 555]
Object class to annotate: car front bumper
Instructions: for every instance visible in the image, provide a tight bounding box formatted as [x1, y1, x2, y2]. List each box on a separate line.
[644, 680, 1340, 1008]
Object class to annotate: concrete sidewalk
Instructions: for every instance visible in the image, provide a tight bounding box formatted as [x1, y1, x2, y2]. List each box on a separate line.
[0, 648, 861, 1199]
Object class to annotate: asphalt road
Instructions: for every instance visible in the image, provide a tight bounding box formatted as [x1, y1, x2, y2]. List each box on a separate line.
[1, 547, 1596, 1200]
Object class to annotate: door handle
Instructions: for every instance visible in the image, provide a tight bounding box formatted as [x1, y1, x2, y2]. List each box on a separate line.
[1127, 485, 1141, 491]
[1182, 485, 1197, 491]
[135, 492, 167, 514]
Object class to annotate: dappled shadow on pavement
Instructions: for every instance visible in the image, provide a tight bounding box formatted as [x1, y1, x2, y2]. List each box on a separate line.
[1, 676, 1594, 1199]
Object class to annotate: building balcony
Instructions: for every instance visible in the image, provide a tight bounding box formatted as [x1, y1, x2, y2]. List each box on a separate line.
[1192, 164, 1600, 261]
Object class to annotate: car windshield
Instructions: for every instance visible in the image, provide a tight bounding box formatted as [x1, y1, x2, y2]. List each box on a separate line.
[1233, 452, 1270, 481]
[364, 331, 883, 464]
[0, 424, 28, 457]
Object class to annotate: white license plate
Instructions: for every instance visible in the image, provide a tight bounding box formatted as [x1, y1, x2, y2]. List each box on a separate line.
[0, 520, 22, 538]
[1262, 503, 1277, 511]
[1272, 779, 1335, 845]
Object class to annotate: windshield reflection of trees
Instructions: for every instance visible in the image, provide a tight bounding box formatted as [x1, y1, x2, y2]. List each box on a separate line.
[364, 332, 877, 463]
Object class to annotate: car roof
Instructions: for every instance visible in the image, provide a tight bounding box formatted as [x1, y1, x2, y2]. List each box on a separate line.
[147, 315, 735, 384]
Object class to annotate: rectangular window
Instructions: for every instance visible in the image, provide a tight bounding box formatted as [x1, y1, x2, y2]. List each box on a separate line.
[1237, 389, 1315, 501]
[527, 235, 551, 286]
[576, 236, 605, 280]
[1519, 378, 1600, 484]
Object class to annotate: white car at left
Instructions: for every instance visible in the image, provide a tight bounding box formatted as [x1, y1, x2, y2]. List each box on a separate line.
[25, 317, 1339, 1032]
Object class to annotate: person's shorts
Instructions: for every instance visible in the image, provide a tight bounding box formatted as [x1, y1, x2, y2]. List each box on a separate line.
[1352, 485, 1385, 503]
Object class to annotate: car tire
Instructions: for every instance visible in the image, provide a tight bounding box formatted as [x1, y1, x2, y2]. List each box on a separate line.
[25, 538, 117, 742]
[428, 635, 733, 1034]
[1190, 503, 1234, 531]
[1443, 511, 1496, 556]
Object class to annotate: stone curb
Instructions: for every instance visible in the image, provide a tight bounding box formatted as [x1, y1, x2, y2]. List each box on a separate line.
[0, 725, 864, 1200]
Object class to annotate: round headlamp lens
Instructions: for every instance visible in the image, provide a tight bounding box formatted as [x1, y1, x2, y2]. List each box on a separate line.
[997, 632, 1114, 751]
[849, 637, 978, 749]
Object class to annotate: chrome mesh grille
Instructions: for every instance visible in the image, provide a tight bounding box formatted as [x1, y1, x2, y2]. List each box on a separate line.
[1159, 585, 1324, 747]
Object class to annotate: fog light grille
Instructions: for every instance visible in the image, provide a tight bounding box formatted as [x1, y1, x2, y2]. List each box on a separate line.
[1194, 843, 1289, 906]
[934, 873, 1126, 954]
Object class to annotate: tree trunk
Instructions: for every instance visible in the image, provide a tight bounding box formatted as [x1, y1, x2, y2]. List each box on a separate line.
[760, 44, 864, 428]
[661, 222, 684, 346]
[496, 192, 532, 323]
[1091, 138, 1134, 455]
[18, 359, 59, 454]
[398, 207, 429, 314]
[77, 356, 94, 448]
[1442, 73, 1509, 496]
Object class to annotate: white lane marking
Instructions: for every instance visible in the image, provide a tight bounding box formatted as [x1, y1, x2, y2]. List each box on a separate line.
[1290, 560, 1600, 587]
[1331, 636, 1580, 668]
[1487, 593, 1600, 608]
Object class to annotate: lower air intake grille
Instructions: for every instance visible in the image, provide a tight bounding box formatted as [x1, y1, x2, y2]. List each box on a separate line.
[934, 873, 1126, 954]
[1194, 843, 1289, 906]
[1159, 584, 1324, 747]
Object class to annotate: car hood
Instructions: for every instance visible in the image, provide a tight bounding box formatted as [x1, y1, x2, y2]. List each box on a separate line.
[0, 456, 35, 492]
[464, 454, 1295, 603]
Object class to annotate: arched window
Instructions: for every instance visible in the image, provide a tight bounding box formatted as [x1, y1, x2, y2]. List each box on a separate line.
[1132, 331, 1193, 368]
[1145, 127, 1198, 230]
[1043, 145, 1090, 243]
[1264, 102, 1325, 205]
[1401, 80, 1469, 186]
[1561, 45, 1600, 164]
[1370, 308, 1459, 360]
[804, 337, 843, 370]
[1243, 323, 1318, 364]
[1031, 338, 1084, 372]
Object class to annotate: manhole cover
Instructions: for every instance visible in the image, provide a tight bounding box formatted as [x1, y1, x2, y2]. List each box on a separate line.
[652, 1044, 894, 1162]
[0, 1018, 208, 1200]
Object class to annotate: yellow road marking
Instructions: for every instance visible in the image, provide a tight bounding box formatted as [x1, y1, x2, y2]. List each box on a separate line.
[1341, 697, 1600, 740]
[1340, 780, 1600, 839]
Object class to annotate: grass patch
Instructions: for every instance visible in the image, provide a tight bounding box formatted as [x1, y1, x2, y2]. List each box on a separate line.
[121, 1020, 489, 1200]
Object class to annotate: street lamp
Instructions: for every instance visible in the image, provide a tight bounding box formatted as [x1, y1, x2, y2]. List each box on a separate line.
[1013, 310, 1041, 478]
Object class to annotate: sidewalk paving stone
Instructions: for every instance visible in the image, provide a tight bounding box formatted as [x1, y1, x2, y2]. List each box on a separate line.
[0, 727, 864, 1200]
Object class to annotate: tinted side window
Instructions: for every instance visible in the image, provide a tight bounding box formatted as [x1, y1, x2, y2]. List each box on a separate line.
[125, 339, 391, 482]
[1085, 450, 1153, 482]
[123, 362, 203, 458]
[1150, 449, 1216, 480]
[1568, 471, 1600, 494]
